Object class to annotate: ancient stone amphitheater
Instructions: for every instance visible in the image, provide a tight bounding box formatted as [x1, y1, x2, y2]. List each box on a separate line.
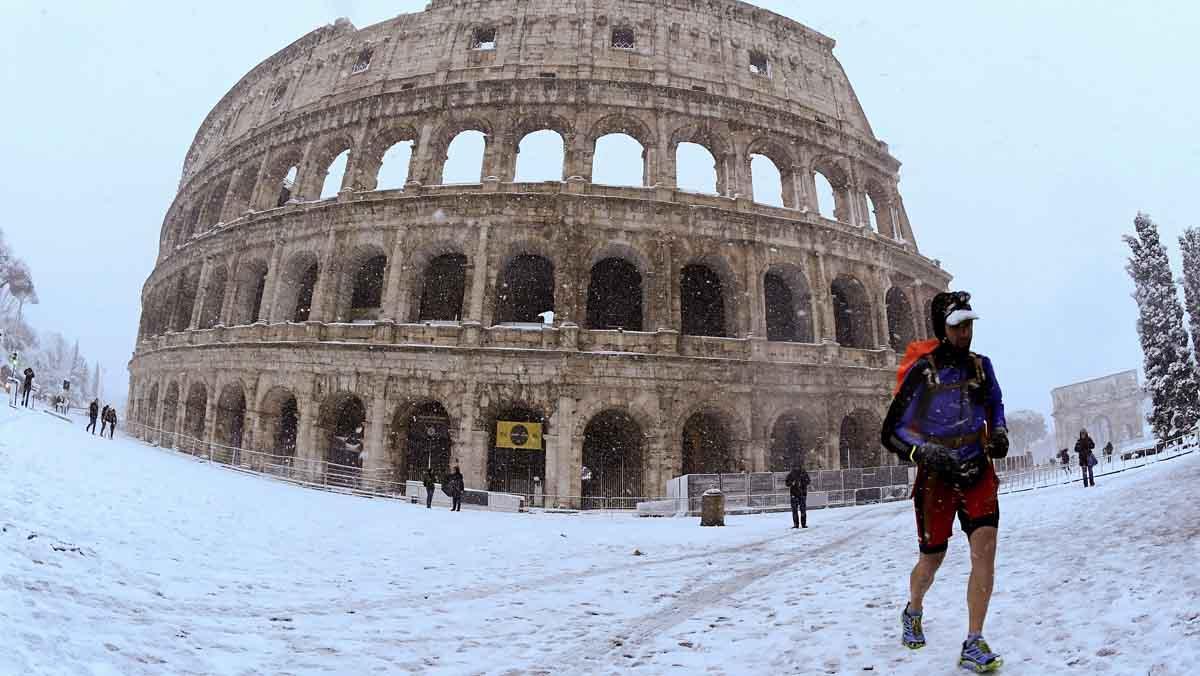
[129, 0, 951, 506]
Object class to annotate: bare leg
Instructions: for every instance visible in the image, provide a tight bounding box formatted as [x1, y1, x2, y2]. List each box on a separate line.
[967, 526, 998, 634]
[909, 550, 946, 612]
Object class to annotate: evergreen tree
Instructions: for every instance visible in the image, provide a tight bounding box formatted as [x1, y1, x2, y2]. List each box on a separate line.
[1124, 213, 1200, 439]
[1178, 227, 1200, 363]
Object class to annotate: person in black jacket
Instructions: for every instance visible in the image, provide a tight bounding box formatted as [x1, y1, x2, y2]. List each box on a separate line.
[1075, 430, 1096, 487]
[87, 400, 100, 434]
[104, 407, 117, 439]
[448, 465, 464, 512]
[784, 466, 811, 528]
[422, 468, 437, 509]
[21, 367, 34, 407]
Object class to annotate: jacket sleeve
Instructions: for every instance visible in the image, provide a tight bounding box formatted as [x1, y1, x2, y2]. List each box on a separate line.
[982, 356, 1006, 430]
[881, 359, 930, 459]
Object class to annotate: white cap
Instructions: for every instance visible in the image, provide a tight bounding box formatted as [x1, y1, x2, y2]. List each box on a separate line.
[945, 308, 980, 327]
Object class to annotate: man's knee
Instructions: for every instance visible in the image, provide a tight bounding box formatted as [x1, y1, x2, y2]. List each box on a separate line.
[917, 549, 946, 573]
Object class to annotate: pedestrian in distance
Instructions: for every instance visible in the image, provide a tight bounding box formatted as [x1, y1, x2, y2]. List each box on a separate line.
[881, 291, 1008, 673]
[1058, 448, 1071, 476]
[100, 404, 111, 436]
[1075, 430, 1096, 487]
[87, 399, 100, 435]
[104, 406, 117, 439]
[423, 468, 436, 509]
[21, 367, 34, 408]
[784, 465, 811, 529]
[1102, 441, 1114, 464]
[448, 464, 465, 512]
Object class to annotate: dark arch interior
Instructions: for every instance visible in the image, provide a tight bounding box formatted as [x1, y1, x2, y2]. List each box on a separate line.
[886, 288, 916, 353]
[839, 412, 881, 468]
[273, 395, 299, 457]
[582, 410, 644, 504]
[293, 263, 318, 322]
[680, 264, 726, 337]
[832, 278, 871, 349]
[199, 267, 227, 329]
[496, 255, 554, 324]
[681, 412, 734, 475]
[216, 387, 246, 448]
[325, 396, 366, 469]
[418, 254, 467, 321]
[487, 406, 546, 495]
[394, 401, 452, 482]
[350, 254, 387, 315]
[770, 415, 818, 472]
[764, 272, 800, 342]
[587, 257, 643, 331]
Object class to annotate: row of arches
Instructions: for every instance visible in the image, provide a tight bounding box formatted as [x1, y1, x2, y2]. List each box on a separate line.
[142, 245, 931, 353]
[167, 112, 907, 252]
[132, 379, 892, 500]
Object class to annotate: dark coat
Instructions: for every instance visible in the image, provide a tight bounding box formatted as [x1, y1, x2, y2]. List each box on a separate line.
[784, 468, 811, 498]
[1075, 435, 1095, 466]
[23, 368, 34, 387]
[422, 472, 436, 490]
[448, 471, 465, 497]
[89, 402, 99, 419]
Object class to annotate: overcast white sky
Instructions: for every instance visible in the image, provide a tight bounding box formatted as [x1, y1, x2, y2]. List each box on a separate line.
[1, 1, 1197, 432]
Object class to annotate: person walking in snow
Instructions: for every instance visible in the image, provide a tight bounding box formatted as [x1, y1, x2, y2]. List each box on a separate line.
[448, 465, 464, 512]
[1076, 430, 1096, 487]
[881, 291, 1008, 672]
[784, 465, 811, 529]
[104, 406, 117, 439]
[1102, 441, 1114, 464]
[87, 400, 100, 434]
[1058, 448, 1071, 476]
[423, 468, 437, 509]
[100, 404, 111, 436]
[21, 367, 34, 407]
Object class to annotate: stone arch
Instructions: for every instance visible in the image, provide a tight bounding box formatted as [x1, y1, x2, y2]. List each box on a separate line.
[589, 113, 654, 186]
[256, 146, 304, 210]
[831, 274, 874, 349]
[587, 257, 644, 331]
[864, 178, 896, 237]
[404, 240, 471, 323]
[199, 173, 233, 230]
[389, 399, 454, 483]
[161, 382, 180, 441]
[514, 129, 565, 183]
[886, 287, 917, 353]
[304, 133, 356, 199]
[259, 386, 300, 457]
[318, 392, 367, 470]
[746, 138, 798, 208]
[839, 408, 883, 468]
[231, 258, 270, 326]
[358, 122, 420, 191]
[275, 251, 320, 323]
[512, 113, 573, 182]
[223, 160, 261, 217]
[680, 407, 739, 475]
[198, 263, 228, 329]
[170, 267, 201, 332]
[434, 117, 494, 184]
[146, 382, 160, 431]
[334, 243, 388, 322]
[495, 252, 555, 324]
[811, 156, 853, 223]
[214, 381, 247, 449]
[1090, 415, 1113, 449]
[582, 409, 645, 502]
[764, 263, 814, 343]
[680, 254, 737, 338]
[184, 381, 209, 441]
[669, 121, 731, 195]
[768, 409, 822, 472]
[486, 404, 548, 495]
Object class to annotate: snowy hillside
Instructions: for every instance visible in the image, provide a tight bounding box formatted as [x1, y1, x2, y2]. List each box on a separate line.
[1, 404, 1197, 675]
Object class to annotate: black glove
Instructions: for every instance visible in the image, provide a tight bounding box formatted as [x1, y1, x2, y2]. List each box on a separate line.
[913, 442, 958, 480]
[987, 427, 1010, 459]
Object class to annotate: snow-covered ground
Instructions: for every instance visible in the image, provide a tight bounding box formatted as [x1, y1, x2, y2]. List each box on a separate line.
[2, 404, 1197, 676]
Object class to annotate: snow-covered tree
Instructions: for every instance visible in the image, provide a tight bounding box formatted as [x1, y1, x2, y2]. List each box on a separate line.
[1006, 410, 1048, 455]
[1178, 227, 1200, 364]
[1125, 213, 1200, 439]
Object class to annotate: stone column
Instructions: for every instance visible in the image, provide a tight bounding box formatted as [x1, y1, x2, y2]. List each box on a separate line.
[643, 144, 659, 188]
[381, 229, 409, 322]
[219, 253, 241, 326]
[407, 120, 439, 186]
[467, 224, 491, 323]
[812, 252, 837, 344]
[363, 387, 390, 480]
[657, 142, 677, 189]
[875, 269, 892, 350]
[309, 231, 339, 322]
[261, 240, 285, 323]
[746, 246, 765, 338]
[203, 376, 221, 449]
[547, 395, 579, 507]
[188, 258, 212, 329]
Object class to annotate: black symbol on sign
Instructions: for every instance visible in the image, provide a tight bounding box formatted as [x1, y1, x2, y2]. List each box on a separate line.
[510, 424, 530, 447]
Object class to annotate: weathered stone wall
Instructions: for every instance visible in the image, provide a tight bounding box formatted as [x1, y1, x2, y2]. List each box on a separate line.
[130, 0, 952, 503]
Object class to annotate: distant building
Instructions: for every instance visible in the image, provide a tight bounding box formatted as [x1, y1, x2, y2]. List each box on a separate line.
[1051, 370, 1146, 452]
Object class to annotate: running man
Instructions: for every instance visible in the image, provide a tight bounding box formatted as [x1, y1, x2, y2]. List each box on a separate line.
[881, 291, 1009, 673]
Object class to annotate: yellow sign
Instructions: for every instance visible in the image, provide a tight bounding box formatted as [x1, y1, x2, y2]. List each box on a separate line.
[496, 421, 543, 450]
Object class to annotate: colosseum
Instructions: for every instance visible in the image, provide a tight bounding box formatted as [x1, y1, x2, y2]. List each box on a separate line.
[129, 0, 951, 507]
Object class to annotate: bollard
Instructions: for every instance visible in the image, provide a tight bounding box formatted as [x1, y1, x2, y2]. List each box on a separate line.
[700, 488, 725, 527]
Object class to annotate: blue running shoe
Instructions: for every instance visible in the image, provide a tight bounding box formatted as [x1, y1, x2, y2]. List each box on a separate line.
[958, 636, 1003, 672]
[901, 605, 925, 649]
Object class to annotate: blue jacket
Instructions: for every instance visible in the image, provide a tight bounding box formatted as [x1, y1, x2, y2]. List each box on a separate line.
[881, 345, 1006, 462]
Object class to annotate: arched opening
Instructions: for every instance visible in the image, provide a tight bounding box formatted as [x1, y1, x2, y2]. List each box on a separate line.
[487, 406, 547, 495]
[201, 174, 232, 229]
[675, 142, 718, 195]
[1090, 416, 1113, 449]
[582, 409, 644, 505]
[232, 260, 269, 326]
[376, 140, 414, 190]
[348, 254, 387, 321]
[514, 130, 565, 182]
[751, 154, 784, 207]
[184, 382, 208, 441]
[764, 269, 813, 343]
[146, 383, 159, 432]
[839, 409, 883, 468]
[814, 171, 836, 219]
[417, 253, 467, 322]
[886, 287, 917, 353]
[161, 383, 179, 444]
[320, 394, 367, 473]
[831, 276, 873, 349]
[276, 166, 299, 207]
[442, 130, 486, 184]
[681, 410, 734, 475]
[260, 388, 299, 459]
[292, 261, 319, 322]
[680, 263, 727, 337]
[390, 401, 452, 483]
[198, 265, 227, 329]
[215, 384, 246, 449]
[586, 258, 643, 331]
[592, 133, 644, 187]
[319, 149, 349, 199]
[770, 413, 821, 472]
[171, 270, 200, 332]
[496, 254, 554, 324]
[865, 183, 894, 237]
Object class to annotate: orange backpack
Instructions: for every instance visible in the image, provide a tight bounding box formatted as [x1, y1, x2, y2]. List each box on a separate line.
[894, 339, 940, 395]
